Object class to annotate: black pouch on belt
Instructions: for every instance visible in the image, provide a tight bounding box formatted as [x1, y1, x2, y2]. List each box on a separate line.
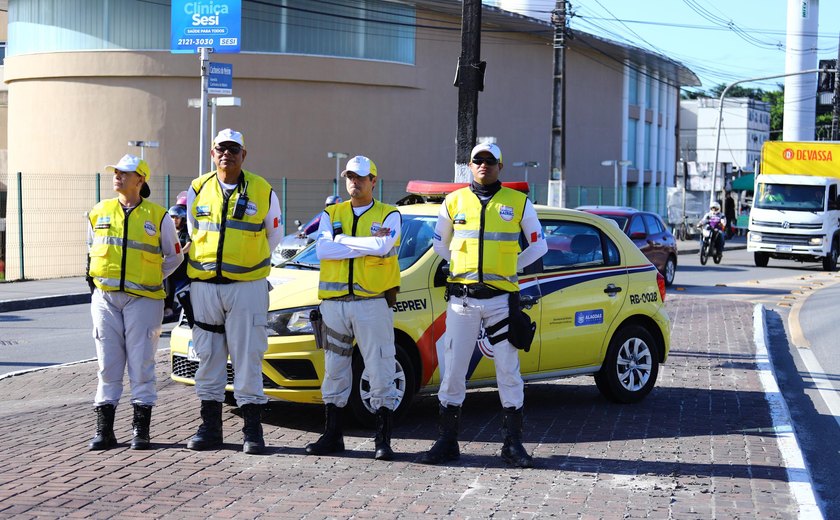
[507, 291, 536, 352]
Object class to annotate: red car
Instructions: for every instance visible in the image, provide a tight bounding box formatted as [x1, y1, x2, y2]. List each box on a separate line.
[578, 206, 678, 286]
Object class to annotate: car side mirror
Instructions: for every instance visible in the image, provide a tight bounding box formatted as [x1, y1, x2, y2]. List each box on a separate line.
[629, 231, 646, 240]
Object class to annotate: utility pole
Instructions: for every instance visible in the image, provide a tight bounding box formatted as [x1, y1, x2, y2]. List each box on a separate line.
[548, 1, 569, 206]
[832, 34, 840, 140]
[454, 0, 484, 182]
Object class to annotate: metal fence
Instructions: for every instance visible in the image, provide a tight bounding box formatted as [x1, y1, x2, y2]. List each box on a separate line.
[1, 173, 658, 281]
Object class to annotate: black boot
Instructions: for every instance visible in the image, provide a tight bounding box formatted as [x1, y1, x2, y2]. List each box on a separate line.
[187, 400, 223, 451]
[417, 404, 460, 465]
[500, 406, 533, 468]
[374, 407, 394, 461]
[130, 404, 153, 450]
[305, 403, 345, 455]
[241, 403, 265, 455]
[89, 404, 118, 451]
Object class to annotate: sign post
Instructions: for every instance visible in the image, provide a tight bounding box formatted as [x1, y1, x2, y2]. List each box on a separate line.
[171, 0, 241, 176]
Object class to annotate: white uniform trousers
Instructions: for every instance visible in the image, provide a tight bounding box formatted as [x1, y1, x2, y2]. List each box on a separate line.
[319, 298, 398, 411]
[191, 279, 269, 406]
[91, 289, 164, 407]
[438, 293, 525, 409]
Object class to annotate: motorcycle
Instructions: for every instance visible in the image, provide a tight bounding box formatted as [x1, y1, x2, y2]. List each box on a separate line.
[699, 216, 724, 265]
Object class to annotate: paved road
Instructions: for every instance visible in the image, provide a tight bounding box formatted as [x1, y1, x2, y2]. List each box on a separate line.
[0, 296, 815, 518]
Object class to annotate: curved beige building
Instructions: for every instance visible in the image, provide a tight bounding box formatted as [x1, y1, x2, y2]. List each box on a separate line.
[0, 0, 698, 280]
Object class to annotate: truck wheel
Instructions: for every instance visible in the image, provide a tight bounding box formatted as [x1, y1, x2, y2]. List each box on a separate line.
[823, 240, 838, 271]
[349, 341, 417, 428]
[754, 252, 769, 268]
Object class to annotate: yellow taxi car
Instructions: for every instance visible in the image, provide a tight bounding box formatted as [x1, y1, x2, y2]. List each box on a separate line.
[171, 181, 670, 425]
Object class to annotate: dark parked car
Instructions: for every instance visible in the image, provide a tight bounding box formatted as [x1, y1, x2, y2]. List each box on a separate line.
[578, 206, 677, 286]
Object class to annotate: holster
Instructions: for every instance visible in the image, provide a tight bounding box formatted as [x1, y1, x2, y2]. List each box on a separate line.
[310, 307, 328, 350]
[507, 291, 536, 352]
[177, 285, 226, 334]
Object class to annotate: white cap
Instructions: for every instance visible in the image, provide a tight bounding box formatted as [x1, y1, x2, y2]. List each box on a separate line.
[105, 154, 150, 180]
[470, 142, 503, 163]
[213, 128, 245, 148]
[341, 155, 378, 177]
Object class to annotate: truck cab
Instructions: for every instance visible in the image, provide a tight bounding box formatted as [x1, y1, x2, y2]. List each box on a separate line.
[749, 175, 840, 269]
[748, 141, 840, 271]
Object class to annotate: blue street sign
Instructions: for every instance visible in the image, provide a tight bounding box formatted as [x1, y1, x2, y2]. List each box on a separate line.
[171, 0, 242, 54]
[208, 62, 233, 95]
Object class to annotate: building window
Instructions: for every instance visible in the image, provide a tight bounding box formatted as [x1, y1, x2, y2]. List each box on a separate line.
[8, 0, 416, 64]
[628, 67, 638, 106]
[627, 117, 637, 167]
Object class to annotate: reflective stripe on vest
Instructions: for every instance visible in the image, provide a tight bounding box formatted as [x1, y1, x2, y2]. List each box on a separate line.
[444, 186, 526, 293]
[187, 170, 273, 282]
[318, 200, 401, 300]
[88, 198, 167, 299]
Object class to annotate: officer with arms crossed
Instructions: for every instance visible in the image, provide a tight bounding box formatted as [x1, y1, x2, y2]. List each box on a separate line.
[87, 154, 183, 450]
[419, 142, 547, 468]
[307, 155, 402, 461]
[185, 129, 283, 455]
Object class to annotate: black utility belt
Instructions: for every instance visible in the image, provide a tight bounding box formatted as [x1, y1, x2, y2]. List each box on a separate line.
[447, 283, 508, 300]
[327, 294, 385, 302]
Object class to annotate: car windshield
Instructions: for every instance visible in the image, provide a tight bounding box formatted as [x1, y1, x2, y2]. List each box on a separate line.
[754, 183, 825, 211]
[283, 214, 438, 271]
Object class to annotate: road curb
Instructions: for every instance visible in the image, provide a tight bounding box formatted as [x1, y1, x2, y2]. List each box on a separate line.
[0, 293, 90, 313]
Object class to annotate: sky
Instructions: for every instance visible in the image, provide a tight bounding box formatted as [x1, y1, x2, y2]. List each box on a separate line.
[490, 0, 840, 93]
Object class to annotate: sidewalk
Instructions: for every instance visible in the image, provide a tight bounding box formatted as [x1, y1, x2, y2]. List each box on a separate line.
[0, 297, 808, 518]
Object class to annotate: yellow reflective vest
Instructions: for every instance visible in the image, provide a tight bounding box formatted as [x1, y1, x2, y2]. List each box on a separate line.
[318, 200, 401, 299]
[445, 186, 527, 293]
[88, 198, 168, 299]
[187, 170, 273, 282]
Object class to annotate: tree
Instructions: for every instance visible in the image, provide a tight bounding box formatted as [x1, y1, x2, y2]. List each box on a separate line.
[760, 87, 784, 140]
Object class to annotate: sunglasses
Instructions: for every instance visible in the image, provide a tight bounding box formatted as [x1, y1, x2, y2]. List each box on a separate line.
[472, 156, 499, 166]
[214, 144, 242, 155]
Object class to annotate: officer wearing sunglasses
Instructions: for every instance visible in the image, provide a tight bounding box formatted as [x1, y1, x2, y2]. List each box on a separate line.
[420, 142, 547, 468]
[184, 129, 284, 455]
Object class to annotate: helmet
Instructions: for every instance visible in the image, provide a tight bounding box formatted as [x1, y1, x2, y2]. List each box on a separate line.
[168, 205, 187, 219]
[325, 195, 343, 206]
[710, 202, 721, 211]
[176, 190, 188, 207]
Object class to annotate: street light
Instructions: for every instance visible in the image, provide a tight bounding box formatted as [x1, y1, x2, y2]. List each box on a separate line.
[128, 140, 160, 160]
[601, 160, 632, 205]
[511, 161, 539, 185]
[327, 152, 349, 196]
[189, 96, 242, 172]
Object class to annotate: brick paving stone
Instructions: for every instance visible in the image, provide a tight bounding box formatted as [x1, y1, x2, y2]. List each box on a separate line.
[0, 297, 810, 519]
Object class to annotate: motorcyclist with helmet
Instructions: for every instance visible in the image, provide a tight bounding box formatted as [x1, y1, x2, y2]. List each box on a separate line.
[164, 203, 191, 322]
[698, 201, 726, 257]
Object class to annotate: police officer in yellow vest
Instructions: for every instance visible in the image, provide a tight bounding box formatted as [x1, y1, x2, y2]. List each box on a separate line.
[87, 154, 184, 451]
[419, 143, 547, 467]
[307, 155, 402, 461]
[185, 129, 284, 455]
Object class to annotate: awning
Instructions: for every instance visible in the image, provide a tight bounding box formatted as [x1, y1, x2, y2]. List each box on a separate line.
[731, 174, 755, 191]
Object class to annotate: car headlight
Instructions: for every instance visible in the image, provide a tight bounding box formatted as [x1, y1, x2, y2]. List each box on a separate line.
[750, 232, 762, 242]
[266, 306, 317, 336]
[809, 236, 823, 246]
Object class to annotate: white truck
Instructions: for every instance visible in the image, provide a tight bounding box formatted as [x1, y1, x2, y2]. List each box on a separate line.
[748, 141, 840, 271]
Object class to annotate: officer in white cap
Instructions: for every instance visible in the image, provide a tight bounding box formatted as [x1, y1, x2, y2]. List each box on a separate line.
[184, 129, 284, 455]
[306, 155, 402, 460]
[87, 154, 184, 450]
[420, 142, 547, 467]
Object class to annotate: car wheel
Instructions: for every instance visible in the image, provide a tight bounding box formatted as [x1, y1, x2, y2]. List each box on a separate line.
[663, 255, 676, 286]
[822, 239, 838, 271]
[595, 324, 660, 404]
[754, 252, 769, 268]
[349, 341, 417, 428]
